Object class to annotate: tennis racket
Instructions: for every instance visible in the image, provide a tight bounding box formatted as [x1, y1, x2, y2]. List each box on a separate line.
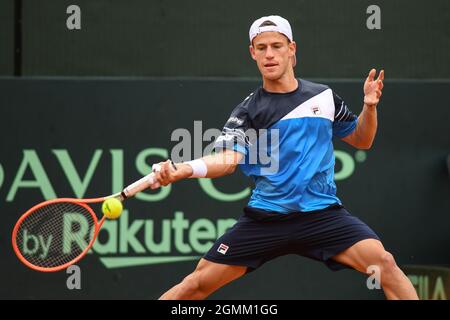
[12, 171, 159, 272]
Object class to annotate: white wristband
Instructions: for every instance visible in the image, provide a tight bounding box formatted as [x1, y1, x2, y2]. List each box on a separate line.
[186, 159, 207, 178]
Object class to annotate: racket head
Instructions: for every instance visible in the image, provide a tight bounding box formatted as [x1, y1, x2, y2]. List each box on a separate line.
[12, 198, 105, 272]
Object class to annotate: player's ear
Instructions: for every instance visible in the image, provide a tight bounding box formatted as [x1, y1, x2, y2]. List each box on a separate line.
[289, 41, 297, 67]
[289, 41, 297, 56]
[249, 45, 257, 61]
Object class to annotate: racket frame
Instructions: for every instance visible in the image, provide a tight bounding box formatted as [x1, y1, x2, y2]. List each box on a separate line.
[11, 196, 114, 272]
[12, 171, 157, 272]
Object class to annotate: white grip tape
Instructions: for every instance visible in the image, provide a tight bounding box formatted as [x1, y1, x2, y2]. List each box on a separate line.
[150, 163, 161, 189]
[122, 172, 156, 198]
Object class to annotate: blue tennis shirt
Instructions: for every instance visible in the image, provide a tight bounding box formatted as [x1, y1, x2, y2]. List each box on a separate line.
[214, 79, 358, 213]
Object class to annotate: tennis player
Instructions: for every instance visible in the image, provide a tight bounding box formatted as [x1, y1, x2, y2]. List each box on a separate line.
[155, 15, 418, 300]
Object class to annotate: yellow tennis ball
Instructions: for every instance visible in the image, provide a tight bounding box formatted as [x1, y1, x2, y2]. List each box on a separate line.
[102, 198, 123, 219]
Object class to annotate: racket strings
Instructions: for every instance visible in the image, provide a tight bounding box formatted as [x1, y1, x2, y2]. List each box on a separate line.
[15, 202, 96, 269]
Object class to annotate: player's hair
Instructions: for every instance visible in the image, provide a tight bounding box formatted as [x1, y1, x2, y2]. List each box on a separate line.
[259, 20, 277, 27]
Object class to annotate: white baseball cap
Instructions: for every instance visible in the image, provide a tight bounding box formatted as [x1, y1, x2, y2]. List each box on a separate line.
[249, 15, 296, 67]
[249, 15, 293, 44]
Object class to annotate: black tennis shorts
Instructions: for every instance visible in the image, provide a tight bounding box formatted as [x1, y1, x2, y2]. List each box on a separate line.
[204, 205, 380, 272]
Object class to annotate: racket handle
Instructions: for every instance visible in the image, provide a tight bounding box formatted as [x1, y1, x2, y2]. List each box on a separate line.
[122, 172, 156, 198]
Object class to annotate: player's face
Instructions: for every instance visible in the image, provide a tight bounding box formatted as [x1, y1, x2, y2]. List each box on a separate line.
[250, 32, 296, 81]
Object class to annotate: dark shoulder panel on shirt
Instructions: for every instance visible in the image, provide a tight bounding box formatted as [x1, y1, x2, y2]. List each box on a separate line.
[245, 79, 331, 131]
[299, 78, 330, 99]
[222, 89, 257, 129]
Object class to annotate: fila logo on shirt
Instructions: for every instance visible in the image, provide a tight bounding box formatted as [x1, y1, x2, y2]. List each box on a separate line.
[217, 243, 229, 255]
[311, 105, 321, 115]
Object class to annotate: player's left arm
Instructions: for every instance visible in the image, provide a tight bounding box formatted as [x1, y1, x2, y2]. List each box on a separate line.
[342, 69, 384, 150]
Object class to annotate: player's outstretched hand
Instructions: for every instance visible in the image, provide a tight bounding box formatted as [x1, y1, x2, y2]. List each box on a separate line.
[152, 160, 192, 187]
[364, 69, 384, 107]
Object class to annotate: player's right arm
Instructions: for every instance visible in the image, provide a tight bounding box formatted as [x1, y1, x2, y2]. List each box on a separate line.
[200, 149, 244, 178]
[154, 149, 244, 186]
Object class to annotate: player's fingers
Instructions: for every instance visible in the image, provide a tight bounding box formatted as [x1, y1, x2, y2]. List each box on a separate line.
[159, 161, 170, 182]
[154, 171, 163, 185]
[150, 182, 161, 189]
[378, 80, 384, 90]
[367, 68, 376, 82]
[376, 90, 382, 97]
[377, 69, 384, 81]
[162, 160, 175, 185]
[153, 162, 168, 185]
[152, 163, 163, 184]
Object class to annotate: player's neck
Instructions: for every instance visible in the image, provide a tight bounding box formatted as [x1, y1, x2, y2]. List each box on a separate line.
[262, 71, 298, 93]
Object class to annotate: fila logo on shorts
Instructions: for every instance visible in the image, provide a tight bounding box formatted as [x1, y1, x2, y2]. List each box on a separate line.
[217, 243, 229, 255]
